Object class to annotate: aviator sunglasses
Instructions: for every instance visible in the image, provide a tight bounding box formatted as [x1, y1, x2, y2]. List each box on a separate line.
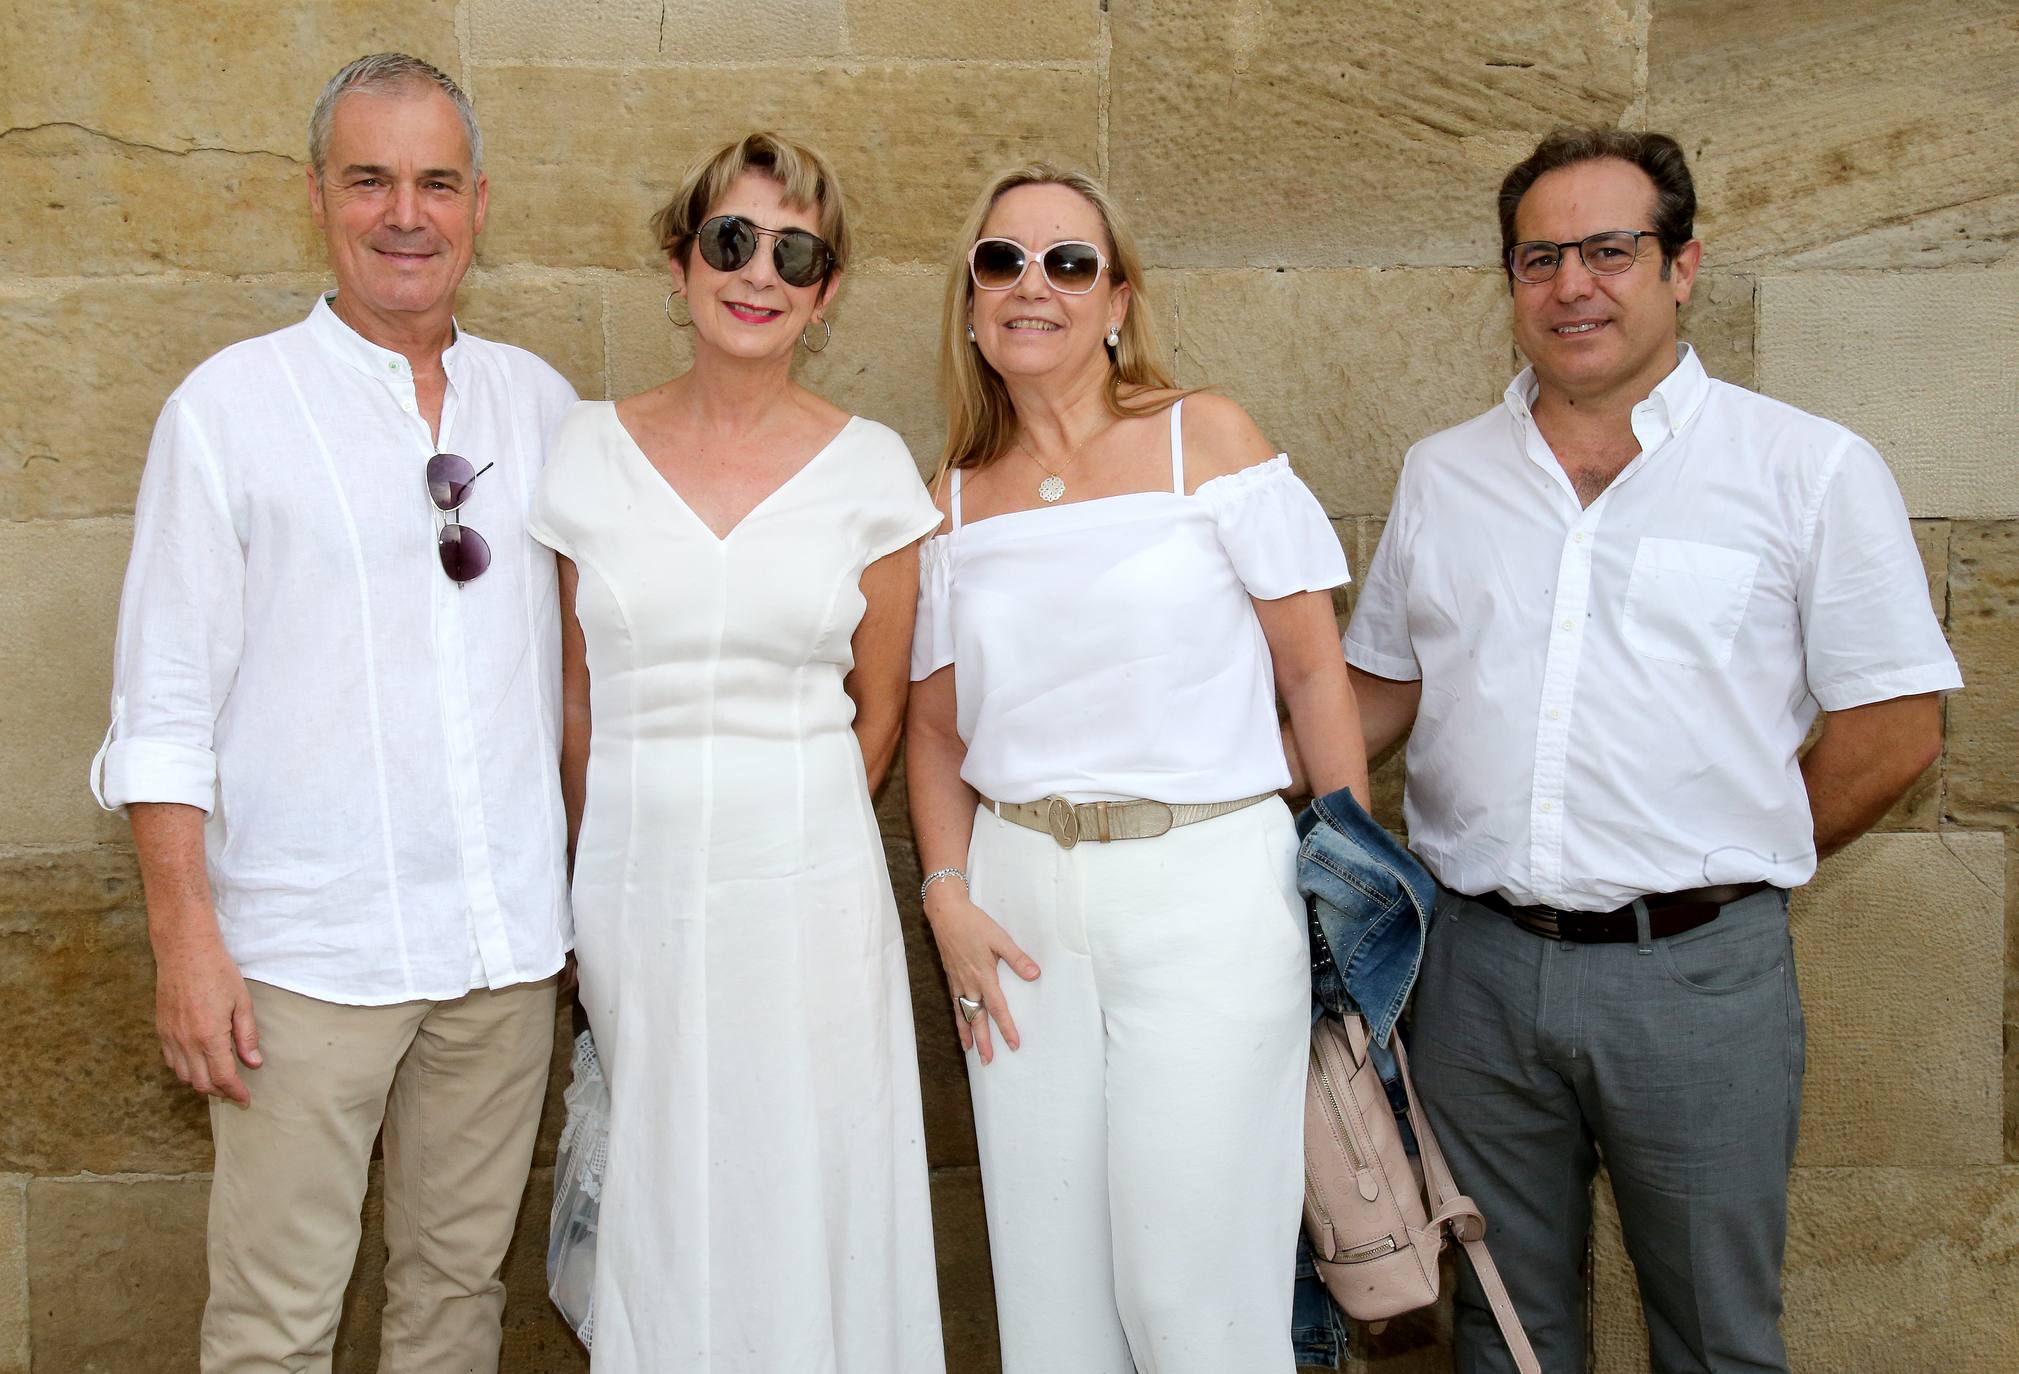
[968, 237, 1109, 295]
[426, 452, 493, 584]
[695, 214, 835, 288]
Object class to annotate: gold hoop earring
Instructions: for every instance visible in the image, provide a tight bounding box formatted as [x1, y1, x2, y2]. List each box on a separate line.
[664, 292, 691, 329]
[801, 318, 832, 353]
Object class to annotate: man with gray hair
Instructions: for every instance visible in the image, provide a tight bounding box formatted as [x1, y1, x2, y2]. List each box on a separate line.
[90, 52, 575, 1371]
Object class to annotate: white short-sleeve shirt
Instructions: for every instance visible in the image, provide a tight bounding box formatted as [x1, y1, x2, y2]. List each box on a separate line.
[1345, 346, 1961, 910]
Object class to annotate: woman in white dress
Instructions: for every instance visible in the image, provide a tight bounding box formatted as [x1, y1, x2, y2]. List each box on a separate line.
[905, 166, 1371, 1372]
[527, 132, 946, 1373]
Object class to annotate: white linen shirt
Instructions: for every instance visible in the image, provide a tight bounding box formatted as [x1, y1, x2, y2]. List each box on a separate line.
[91, 295, 578, 1004]
[1345, 346, 1961, 911]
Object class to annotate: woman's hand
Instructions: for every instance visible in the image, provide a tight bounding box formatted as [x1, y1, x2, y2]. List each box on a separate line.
[925, 885, 1040, 1064]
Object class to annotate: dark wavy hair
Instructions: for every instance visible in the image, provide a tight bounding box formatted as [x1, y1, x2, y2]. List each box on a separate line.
[1497, 128, 1696, 281]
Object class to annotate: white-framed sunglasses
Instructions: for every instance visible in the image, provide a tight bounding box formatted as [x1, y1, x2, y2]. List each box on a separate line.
[968, 237, 1109, 295]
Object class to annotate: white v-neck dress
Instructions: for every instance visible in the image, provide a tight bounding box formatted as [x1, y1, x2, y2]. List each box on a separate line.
[527, 400, 946, 1374]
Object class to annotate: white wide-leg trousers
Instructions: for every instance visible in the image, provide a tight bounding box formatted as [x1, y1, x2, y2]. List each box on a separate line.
[964, 797, 1311, 1374]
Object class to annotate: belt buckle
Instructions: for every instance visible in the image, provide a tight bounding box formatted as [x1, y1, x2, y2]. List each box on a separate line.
[1045, 796, 1079, 849]
[1553, 907, 1598, 942]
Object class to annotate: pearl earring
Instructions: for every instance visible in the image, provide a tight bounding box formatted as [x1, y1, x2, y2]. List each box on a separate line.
[966, 322, 976, 343]
[1106, 324, 1120, 348]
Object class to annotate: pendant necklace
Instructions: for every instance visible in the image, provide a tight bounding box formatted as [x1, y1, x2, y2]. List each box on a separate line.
[1016, 419, 1111, 503]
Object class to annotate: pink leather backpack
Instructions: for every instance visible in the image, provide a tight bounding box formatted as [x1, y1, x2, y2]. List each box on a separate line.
[1304, 1011, 1540, 1373]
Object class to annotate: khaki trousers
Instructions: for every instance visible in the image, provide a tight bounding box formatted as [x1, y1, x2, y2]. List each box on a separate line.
[202, 976, 558, 1374]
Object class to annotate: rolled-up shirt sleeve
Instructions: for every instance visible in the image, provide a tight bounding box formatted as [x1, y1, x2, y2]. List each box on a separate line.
[1342, 454, 1422, 682]
[1798, 438, 1962, 711]
[91, 398, 245, 812]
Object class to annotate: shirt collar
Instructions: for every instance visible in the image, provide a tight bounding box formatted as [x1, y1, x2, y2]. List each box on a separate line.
[308, 291, 465, 384]
[1502, 342, 1709, 440]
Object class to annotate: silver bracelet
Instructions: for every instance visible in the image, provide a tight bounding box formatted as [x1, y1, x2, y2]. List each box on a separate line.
[919, 867, 968, 902]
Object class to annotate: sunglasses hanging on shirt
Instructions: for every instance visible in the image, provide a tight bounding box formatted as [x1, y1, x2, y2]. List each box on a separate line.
[426, 452, 493, 584]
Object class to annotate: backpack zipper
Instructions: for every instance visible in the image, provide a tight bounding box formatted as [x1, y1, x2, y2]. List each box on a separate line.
[1313, 1036, 1383, 1205]
[1337, 1235, 1399, 1262]
[1312, 1044, 1365, 1172]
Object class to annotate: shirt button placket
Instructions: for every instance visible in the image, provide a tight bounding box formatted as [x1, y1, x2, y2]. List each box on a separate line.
[387, 359, 419, 416]
[1529, 512, 1601, 896]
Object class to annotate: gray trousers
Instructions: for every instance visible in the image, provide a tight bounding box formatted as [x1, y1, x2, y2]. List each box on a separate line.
[1409, 888, 1804, 1374]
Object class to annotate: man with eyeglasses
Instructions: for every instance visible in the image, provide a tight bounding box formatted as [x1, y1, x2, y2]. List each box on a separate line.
[89, 53, 576, 1372]
[1341, 129, 1958, 1372]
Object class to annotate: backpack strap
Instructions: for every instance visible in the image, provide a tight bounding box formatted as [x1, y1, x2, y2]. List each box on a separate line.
[1393, 1034, 1542, 1374]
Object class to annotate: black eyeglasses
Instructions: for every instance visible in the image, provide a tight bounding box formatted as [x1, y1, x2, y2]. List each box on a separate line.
[1507, 229, 1659, 284]
[426, 452, 493, 584]
[695, 214, 834, 288]
[968, 237, 1109, 295]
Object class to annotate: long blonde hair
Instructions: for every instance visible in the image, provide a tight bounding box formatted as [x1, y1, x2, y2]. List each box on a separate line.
[937, 164, 1189, 475]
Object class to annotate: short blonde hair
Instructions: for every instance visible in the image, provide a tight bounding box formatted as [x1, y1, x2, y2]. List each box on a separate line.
[938, 164, 1187, 475]
[649, 131, 850, 277]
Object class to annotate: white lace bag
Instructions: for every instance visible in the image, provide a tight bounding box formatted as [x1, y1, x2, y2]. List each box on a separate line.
[547, 1028, 608, 1347]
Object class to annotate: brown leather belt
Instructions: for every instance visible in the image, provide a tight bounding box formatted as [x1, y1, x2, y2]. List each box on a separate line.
[1467, 881, 1771, 943]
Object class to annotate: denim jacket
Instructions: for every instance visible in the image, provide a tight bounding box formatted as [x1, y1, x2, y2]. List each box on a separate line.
[1289, 785, 1436, 1368]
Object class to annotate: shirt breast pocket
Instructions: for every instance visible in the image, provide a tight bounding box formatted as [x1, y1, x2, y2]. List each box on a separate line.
[1621, 537, 1760, 670]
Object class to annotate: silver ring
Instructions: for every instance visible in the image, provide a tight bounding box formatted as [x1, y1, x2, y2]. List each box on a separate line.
[955, 995, 983, 1024]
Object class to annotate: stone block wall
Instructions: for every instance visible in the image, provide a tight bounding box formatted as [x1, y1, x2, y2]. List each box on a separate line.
[2, 3, 2013, 1371]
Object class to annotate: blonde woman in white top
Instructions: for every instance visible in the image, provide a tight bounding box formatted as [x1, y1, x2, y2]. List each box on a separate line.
[906, 165, 1371, 1374]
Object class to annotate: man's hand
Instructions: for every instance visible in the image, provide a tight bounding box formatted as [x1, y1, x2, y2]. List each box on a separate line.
[154, 931, 261, 1104]
[128, 801, 260, 1104]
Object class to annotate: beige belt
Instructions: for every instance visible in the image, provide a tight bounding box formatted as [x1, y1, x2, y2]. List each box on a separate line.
[980, 793, 1274, 849]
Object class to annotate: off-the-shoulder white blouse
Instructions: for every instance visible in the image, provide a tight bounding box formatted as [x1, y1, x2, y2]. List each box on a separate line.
[911, 400, 1349, 805]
